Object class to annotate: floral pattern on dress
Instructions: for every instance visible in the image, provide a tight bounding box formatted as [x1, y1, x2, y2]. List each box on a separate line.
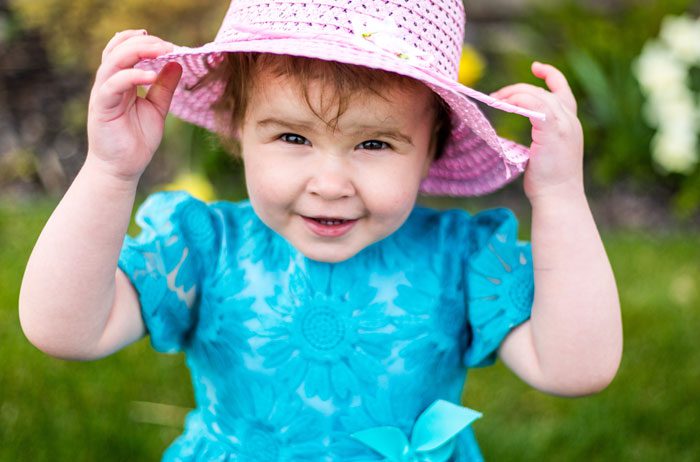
[256, 265, 396, 401]
[394, 251, 467, 374]
[178, 197, 219, 257]
[190, 264, 257, 372]
[464, 209, 534, 367]
[118, 191, 212, 353]
[207, 379, 328, 461]
[238, 206, 292, 273]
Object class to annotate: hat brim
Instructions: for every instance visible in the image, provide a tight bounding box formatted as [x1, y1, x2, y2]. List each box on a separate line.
[137, 37, 534, 196]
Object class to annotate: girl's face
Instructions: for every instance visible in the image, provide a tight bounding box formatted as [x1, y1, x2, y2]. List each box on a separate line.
[239, 70, 436, 263]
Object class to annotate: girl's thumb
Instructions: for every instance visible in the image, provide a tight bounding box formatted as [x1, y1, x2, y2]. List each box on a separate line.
[146, 62, 183, 119]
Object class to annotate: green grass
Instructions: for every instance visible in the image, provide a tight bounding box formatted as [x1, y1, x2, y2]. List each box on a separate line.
[1, 198, 699, 460]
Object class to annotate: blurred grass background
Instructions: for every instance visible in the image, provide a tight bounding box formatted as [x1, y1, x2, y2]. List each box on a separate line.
[2, 199, 699, 460]
[3, 0, 700, 460]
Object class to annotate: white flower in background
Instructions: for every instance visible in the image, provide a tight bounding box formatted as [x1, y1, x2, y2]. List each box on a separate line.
[643, 91, 696, 127]
[659, 14, 700, 64]
[635, 42, 686, 93]
[634, 14, 700, 174]
[652, 127, 698, 174]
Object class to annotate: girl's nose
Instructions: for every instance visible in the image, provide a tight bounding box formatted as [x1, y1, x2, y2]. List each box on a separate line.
[305, 155, 356, 200]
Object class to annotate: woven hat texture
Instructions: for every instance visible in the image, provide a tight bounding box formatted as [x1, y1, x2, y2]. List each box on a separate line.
[137, 0, 545, 196]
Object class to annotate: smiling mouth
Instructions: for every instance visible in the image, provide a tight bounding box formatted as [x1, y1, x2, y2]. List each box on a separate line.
[301, 215, 359, 237]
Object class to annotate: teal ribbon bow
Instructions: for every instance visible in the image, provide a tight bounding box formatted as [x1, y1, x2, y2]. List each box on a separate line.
[350, 400, 482, 462]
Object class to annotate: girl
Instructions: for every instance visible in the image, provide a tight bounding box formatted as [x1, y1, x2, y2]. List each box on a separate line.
[19, 0, 622, 460]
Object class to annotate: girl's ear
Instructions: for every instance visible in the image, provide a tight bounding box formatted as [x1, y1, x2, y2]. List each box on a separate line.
[421, 154, 432, 179]
[421, 132, 438, 179]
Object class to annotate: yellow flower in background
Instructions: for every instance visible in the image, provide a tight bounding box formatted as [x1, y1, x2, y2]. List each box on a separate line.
[161, 172, 216, 202]
[458, 44, 485, 87]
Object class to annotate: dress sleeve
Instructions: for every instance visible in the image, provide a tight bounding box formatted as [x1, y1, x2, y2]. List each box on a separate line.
[118, 191, 219, 353]
[463, 208, 534, 368]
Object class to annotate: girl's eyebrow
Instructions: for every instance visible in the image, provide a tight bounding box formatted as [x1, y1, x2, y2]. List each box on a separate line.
[256, 117, 414, 146]
[257, 117, 316, 133]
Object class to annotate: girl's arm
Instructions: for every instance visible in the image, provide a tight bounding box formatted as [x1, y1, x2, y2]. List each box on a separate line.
[492, 63, 623, 396]
[20, 159, 144, 360]
[19, 30, 182, 360]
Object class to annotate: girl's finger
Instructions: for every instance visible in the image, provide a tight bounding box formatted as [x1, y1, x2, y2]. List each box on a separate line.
[102, 30, 148, 62]
[500, 92, 578, 140]
[491, 83, 555, 103]
[108, 39, 173, 71]
[145, 62, 183, 119]
[94, 68, 158, 113]
[497, 92, 549, 127]
[96, 39, 173, 85]
[492, 83, 568, 121]
[531, 62, 577, 113]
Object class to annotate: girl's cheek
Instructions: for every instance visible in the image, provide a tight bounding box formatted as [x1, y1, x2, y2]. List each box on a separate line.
[363, 169, 418, 218]
[246, 149, 302, 200]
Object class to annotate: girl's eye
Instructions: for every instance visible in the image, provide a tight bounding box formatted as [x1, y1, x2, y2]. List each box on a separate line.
[357, 140, 390, 150]
[280, 133, 310, 145]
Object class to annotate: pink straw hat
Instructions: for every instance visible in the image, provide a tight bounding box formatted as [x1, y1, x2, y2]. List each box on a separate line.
[136, 0, 545, 196]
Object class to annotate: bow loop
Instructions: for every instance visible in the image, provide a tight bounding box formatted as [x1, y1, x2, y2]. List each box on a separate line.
[351, 400, 481, 462]
[351, 426, 412, 461]
[411, 400, 482, 452]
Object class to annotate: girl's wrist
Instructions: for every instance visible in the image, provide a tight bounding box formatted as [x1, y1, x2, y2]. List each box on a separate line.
[82, 154, 142, 195]
[526, 179, 587, 211]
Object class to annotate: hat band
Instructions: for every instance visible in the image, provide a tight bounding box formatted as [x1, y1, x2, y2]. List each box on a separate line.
[225, 21, 436, 69]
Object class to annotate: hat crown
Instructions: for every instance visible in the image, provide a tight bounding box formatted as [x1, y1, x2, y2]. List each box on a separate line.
[214, 0, 466, 79]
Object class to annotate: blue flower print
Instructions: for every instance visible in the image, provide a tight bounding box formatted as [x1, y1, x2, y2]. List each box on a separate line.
[238, 207, 291, 273]
[468, 230, 533, 321]
[210, 378, 328, 461]
[177, 198, 219, 257]
[465, 211, 534, 367]
[190, 264, 256, 372]
[349, 380, 425, 429]
[256, 266, 395, 401]
[393, 254, 467, 374]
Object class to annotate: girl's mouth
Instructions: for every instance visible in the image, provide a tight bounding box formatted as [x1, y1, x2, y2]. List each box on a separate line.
[302, 216, 358, 237]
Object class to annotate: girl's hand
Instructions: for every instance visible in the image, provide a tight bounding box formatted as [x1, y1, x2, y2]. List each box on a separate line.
[490, 62, 584, 202]
[86, 30, 182, 182]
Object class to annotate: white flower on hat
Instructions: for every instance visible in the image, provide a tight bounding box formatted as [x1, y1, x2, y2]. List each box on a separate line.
[350, 14, 434, 66]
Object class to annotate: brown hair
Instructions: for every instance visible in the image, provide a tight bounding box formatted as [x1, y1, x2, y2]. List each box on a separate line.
[189, 53, 451, 158]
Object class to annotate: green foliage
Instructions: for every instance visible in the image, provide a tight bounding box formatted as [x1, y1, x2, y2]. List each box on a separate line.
[8, 0, 227, 71]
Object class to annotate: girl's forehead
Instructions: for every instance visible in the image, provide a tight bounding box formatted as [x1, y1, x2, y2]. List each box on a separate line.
[249, 70, 435, 128]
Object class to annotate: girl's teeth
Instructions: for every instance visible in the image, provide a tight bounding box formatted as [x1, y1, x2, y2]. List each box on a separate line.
[318, 219, 346, 225]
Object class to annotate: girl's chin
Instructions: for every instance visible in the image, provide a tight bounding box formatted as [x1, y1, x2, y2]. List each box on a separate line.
[297, 246, 359, 263]
[292, 237, 369, 263]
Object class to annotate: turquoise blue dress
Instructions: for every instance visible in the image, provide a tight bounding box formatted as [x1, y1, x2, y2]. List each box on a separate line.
[118, 191, 534, 461]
